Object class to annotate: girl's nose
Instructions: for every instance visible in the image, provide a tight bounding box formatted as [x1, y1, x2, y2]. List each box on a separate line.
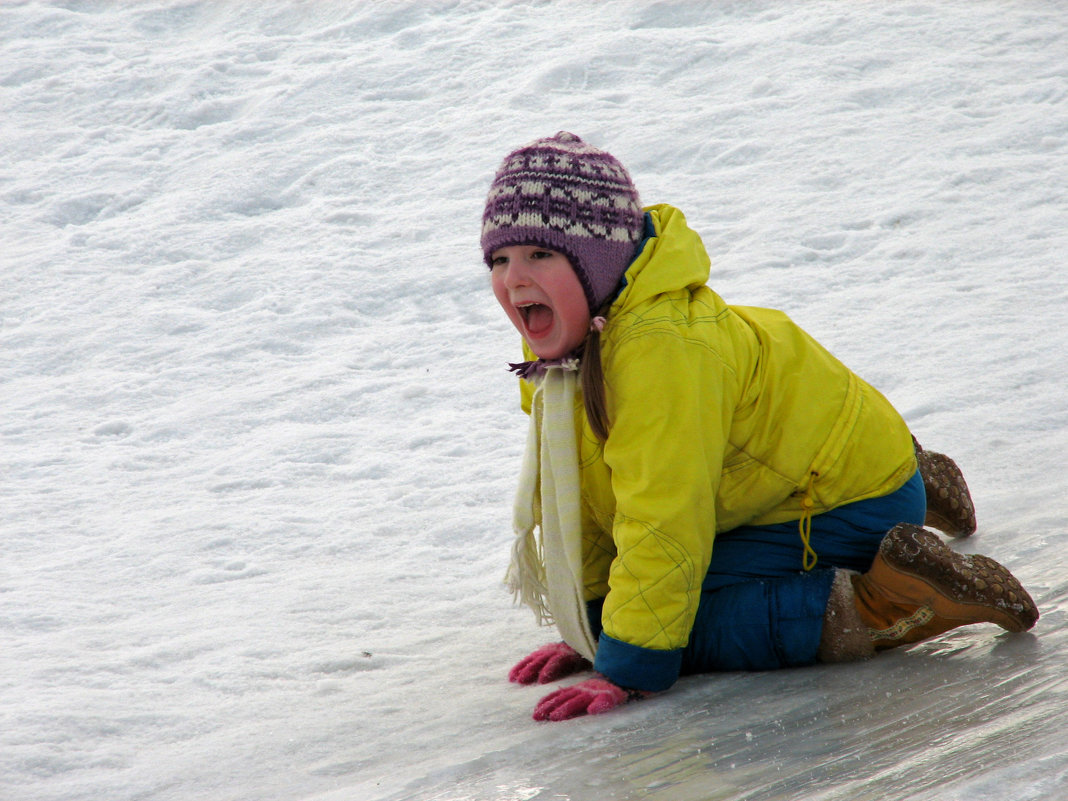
[503, 258, 532, 288]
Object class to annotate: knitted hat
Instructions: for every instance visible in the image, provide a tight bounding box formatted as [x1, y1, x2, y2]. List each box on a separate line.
[481, 132, 644, 312]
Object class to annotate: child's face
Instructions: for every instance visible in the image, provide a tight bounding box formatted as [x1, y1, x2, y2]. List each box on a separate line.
[490, 245, 591, 360]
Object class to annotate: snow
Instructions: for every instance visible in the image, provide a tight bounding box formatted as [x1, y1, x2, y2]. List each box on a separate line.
[2, 1, 1066, 799]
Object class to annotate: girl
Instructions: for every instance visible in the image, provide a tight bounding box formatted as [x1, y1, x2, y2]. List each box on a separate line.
[482, 132, 1039, 722]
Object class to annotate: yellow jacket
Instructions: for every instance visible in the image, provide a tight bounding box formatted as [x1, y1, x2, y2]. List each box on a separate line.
[518, 204, 915, 689]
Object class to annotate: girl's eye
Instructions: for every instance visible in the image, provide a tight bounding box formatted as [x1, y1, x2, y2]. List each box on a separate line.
[490, 255, 507, 267]
[531, 250, 553, 260]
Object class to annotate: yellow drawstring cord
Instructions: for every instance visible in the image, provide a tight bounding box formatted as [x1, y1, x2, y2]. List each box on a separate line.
[799, 471, 818, 571]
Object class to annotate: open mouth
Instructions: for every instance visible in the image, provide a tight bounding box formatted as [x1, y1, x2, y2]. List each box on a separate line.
[518, 302, 553, 336]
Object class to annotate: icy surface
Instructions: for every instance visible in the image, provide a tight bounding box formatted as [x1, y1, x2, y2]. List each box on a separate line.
[2, 2, 1066, 800]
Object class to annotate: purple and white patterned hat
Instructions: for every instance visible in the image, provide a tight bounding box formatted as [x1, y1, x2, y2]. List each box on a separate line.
[481, 132, 644, 312]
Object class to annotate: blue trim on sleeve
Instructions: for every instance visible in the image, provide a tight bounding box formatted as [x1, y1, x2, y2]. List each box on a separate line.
[594, 632, 683, 692]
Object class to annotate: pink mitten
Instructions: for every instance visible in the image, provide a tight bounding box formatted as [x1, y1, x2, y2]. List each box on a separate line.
[532, 676, 649, 721]
[509, 642, 592, 685]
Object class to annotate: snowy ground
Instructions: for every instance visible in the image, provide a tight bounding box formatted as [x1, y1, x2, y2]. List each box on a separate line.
[2, 2, 1067, 800]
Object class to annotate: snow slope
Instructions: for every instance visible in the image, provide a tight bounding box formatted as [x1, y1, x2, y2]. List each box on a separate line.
[2, 2, 1066, 800]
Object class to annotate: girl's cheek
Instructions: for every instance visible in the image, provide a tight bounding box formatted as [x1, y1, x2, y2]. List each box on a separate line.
[491, 280, 522, 330]
[491, 278, 508, 312]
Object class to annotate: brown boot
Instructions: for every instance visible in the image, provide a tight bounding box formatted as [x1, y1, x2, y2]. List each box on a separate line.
[852, 523, 1038, 651]
[913, 436, 977, 538]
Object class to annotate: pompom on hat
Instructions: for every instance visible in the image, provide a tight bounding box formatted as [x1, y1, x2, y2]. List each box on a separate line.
[481, 132, 645, 312]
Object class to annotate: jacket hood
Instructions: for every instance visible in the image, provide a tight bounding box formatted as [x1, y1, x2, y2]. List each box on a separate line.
[612, 204, 712, 312]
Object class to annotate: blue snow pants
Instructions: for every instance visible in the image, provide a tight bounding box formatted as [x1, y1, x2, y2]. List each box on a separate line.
[586, 470, 926, 675]
[680, 469, 926, 672]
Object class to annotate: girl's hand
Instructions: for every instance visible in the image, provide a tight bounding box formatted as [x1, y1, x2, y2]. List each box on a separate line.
[532, 676, 651, 722]
[508, 642, 592, 685]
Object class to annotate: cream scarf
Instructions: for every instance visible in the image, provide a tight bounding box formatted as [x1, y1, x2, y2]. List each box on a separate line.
[503, 360, 598, 661]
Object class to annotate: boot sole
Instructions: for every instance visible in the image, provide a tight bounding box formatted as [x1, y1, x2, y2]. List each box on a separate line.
[915, 448, 977, 538]
[875, 523, 1039, 633]
[924, 509, 974, 539]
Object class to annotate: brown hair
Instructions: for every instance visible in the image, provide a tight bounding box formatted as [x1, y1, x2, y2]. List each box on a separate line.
[579, 301, 614, 442]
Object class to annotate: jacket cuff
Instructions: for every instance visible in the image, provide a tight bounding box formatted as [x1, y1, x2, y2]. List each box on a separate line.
[593, 632, 682, 692]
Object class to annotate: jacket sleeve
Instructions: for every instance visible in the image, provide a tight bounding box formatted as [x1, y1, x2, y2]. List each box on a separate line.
[593, 322, 736, 692]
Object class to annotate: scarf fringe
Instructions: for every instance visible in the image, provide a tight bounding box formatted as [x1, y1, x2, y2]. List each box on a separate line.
[503, 524, 553, 626]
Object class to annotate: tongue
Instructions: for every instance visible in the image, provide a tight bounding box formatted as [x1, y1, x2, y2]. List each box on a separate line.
[525, 304, 554, 335]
